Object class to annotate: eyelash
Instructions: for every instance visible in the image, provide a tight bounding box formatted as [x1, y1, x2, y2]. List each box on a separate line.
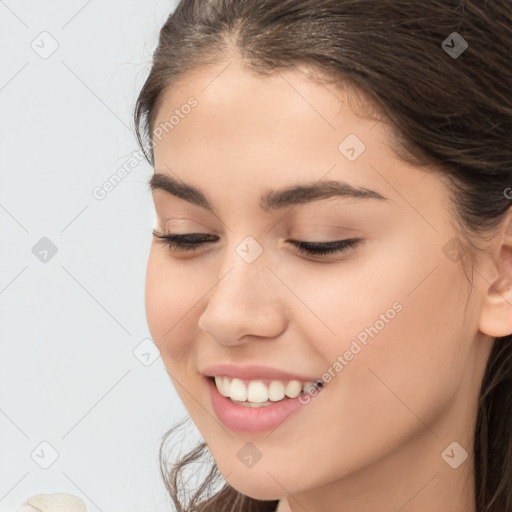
[152, 231, 362, 257]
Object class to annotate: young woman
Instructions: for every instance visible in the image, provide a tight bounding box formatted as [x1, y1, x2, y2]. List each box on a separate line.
[134, 1, 512, 511]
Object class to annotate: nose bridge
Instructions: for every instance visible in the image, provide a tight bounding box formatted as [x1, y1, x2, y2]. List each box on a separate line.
[198, 232, 287, 343]
[212, 233, 271, 308]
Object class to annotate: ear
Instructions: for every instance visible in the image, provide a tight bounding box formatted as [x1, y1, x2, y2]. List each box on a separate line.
[479, 207, 512, 338]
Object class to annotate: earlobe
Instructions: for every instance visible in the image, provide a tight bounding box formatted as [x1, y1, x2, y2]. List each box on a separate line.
[478, 208, 512, 338]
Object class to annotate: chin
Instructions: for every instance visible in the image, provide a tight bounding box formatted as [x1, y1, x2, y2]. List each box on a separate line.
[221, 468, 298, 500]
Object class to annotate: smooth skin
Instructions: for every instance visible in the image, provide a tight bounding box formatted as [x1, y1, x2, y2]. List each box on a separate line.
[145, 58, 512, 512]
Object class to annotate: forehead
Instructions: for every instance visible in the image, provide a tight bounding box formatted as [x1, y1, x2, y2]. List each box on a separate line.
[151, 61, 391, 175]
[152, 60, 382, 137]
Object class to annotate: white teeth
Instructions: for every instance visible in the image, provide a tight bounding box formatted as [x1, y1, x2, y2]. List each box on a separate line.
[213, 376, 318, 402]
[268, 380, 285, 401]
[247, 380, 268, 403]
[284, 380, 302, 398]
[230, 378, 247, 401]
[214, 376, 230, 397]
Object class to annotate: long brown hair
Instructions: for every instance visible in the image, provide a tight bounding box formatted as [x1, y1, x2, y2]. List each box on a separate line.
[134, 1, 512, 511]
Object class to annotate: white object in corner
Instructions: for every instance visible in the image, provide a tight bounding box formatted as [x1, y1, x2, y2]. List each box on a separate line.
[14, 494, 87, 512]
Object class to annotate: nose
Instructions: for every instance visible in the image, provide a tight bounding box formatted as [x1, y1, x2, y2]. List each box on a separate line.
[197, 238, 287, 346]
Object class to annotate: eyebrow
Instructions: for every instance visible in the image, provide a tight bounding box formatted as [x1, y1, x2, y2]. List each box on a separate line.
[148, 172, 389, 213]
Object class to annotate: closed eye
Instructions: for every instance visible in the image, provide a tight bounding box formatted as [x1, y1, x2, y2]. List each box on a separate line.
[152, 230, 362, 257]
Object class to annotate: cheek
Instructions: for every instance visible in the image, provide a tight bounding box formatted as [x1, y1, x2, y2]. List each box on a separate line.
[319, 248, 471, 444]
[299, 233, 467, 394]
[275, 255, 403, 345]
[145, 250, 201, 359]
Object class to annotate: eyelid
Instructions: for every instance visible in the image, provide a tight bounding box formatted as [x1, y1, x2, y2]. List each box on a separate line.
[152, 230, 363, 258]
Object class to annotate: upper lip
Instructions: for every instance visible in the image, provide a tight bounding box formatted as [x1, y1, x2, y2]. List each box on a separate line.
[201, 363, 321, 382]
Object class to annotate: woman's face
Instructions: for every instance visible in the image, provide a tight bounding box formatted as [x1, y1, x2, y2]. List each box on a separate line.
[145, 61, 493, 507]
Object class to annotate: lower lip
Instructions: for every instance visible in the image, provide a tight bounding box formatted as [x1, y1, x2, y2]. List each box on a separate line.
[205, 376, 321, 433]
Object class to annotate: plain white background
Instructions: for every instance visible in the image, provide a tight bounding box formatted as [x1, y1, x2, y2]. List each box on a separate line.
[0, 1, 206, 510]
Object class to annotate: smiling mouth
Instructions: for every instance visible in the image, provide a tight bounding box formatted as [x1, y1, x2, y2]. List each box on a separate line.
[204, 373, 325, 432]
